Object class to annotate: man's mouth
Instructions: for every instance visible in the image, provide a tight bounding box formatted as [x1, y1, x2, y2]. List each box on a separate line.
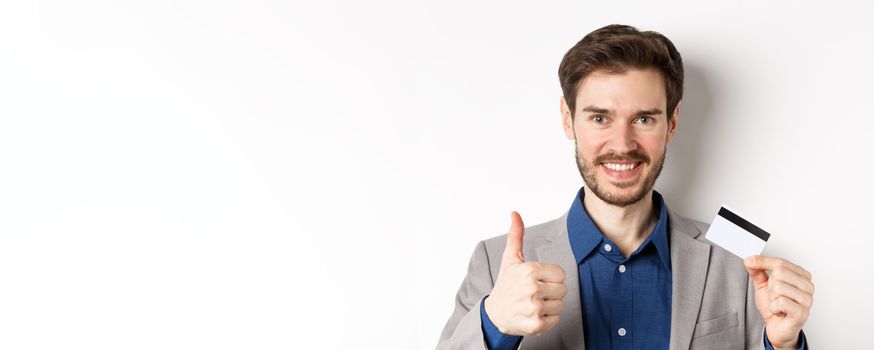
[599, 161, 643, 180]
[602, 162, 640, 171]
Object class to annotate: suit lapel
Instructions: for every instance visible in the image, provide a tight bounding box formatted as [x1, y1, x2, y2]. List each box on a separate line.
[536, 212, 585, 350]
[667, 209, 711, 350]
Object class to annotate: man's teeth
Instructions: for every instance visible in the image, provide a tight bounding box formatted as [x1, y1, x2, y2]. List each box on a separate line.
[603, 163, 637, 171]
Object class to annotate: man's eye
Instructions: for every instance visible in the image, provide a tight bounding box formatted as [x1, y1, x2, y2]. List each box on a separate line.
[592, 115, 607, 123]
[636, 116, 653, 124]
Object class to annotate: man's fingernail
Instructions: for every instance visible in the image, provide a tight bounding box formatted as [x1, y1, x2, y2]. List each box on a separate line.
[744, 256, 755, 267]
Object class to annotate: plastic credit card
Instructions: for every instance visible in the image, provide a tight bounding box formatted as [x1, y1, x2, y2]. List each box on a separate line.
[704, 206, 771, 259]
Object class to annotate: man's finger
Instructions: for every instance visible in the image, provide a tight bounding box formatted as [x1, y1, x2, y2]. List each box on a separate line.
[538, 315, 560, 334]
[537, 281, 568, 300]
[536, 263, 566, 283]
[768, 280, 814, 309]
[746, 266, 770, 286]
[541, 299, 564, 316]
[769, 267, 815, 295]
[501, 211, 526, 268]
[768, 296, 806, 321]
[744, 256, 811, 280]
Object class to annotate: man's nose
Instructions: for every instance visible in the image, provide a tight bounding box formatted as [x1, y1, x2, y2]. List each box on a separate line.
[606, 123, 639, 153]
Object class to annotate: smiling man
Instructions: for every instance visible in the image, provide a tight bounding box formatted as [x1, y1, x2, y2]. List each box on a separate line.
[437, 25, 814, 350]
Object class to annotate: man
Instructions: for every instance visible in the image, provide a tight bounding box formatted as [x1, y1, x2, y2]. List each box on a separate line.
[437, 24, 814, 350]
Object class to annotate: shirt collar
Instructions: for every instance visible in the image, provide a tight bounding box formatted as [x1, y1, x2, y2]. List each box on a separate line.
[566, 187, 671, 270]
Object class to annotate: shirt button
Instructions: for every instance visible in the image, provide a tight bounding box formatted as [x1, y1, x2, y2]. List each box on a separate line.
[618, 265, 626, 273]
[618, 328, 627, 336]
[603, 244, 613, 252]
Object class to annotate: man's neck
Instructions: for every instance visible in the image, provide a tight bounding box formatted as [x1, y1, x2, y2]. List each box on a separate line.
[582, 187, 659, 257]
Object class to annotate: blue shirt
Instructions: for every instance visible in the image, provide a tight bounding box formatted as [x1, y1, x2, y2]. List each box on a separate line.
[480, 188, 807, 349]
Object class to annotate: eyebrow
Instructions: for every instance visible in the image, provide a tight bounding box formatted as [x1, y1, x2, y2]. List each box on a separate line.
[581, 105, 664, 115]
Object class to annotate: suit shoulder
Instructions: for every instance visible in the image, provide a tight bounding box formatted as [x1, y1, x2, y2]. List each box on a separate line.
[669, 210, 710, 237]
[686, 215, 710, 235]
[481, 214, 565, 256]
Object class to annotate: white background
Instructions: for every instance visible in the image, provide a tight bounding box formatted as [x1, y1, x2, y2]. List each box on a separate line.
[1, 1, 871, 349]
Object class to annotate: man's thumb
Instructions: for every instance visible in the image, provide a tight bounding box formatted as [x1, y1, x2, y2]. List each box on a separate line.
[502, 211, 525, 266]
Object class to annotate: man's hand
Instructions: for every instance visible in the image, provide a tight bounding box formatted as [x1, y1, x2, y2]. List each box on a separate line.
[744, 255, 815, 350]
[484, 211, 568, 336]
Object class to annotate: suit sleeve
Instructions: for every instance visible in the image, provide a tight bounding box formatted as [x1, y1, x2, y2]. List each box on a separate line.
[436, 241, 496, 350]
[480, 296, 523, 349]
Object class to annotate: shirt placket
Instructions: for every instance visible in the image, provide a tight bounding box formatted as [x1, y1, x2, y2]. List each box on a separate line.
[603, 241, 633, 350]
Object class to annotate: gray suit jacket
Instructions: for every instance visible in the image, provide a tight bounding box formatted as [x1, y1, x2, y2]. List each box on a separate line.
[438, 208, 767, 350]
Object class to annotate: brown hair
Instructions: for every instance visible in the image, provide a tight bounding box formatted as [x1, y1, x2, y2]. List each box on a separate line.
[558, 24, 684, 119]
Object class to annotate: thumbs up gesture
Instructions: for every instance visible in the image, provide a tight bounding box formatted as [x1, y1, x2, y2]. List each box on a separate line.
[484, 212, 568, 336]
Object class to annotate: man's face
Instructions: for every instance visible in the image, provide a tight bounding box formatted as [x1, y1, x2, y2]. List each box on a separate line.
[561, 68, 678, 207]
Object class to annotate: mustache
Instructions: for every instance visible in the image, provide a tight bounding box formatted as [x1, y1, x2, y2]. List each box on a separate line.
[594, 151, 649, 164]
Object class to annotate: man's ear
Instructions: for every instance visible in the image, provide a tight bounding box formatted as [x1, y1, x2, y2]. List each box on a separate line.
[561, 96, 575, 140]
[665, 103, 680, 144]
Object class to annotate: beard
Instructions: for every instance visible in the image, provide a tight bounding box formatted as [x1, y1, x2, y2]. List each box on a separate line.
[575, 143, 666, 207]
